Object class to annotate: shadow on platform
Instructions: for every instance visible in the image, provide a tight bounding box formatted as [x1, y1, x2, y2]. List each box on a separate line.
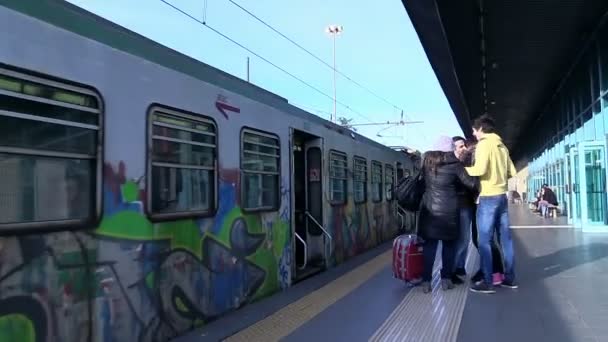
[458, 226, 608, 342]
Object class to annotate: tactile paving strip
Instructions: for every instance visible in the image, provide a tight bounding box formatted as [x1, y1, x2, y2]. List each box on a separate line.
[369, 245, 479, 342]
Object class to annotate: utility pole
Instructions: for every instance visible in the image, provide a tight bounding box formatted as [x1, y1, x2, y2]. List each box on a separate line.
[246, 57, 250, 82]
[326, 25, 343, 123]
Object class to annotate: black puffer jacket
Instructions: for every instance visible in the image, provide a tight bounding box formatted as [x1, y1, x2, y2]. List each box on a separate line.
[418, 153, 479, 241]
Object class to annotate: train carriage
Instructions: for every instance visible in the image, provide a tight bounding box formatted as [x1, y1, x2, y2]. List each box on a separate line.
[0, 1, 417, 341]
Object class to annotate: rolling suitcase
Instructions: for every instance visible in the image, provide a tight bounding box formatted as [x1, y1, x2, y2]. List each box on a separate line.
[392, 234, 423, 285]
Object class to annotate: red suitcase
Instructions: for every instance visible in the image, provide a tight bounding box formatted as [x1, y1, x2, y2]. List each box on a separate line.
[392, 234, 424, 285]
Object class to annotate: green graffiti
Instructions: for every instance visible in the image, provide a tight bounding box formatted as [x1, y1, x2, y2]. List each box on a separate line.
[245, 217, 273, 299]
[96, 211, 203, 258]
[246, 218, 288, 299]
[174, 296, 188, 314]
[194, 319, 205, 328]
[272, 220, 288, 258]
[157, 220, 202, 257]
[96, 211, 153, 239]
[96, 206, 290, 300]
[0, 314, 35, 342]
[145, 272, 155, 290]
[213, 207, 243, 246]
[121, 181, 139, 202]
[56, 249, 100, 298]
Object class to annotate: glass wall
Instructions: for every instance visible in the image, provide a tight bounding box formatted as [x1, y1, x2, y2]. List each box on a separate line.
[527, 23, 608, 232]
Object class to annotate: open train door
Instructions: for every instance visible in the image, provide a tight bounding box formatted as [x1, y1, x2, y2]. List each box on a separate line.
[290, 129, 330, 282]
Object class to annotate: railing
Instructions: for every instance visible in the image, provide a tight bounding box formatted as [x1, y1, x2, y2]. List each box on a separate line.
[397, 204, 406, 230]
[396, 209, 405, 231]
[397, 204, 415, 233]
[294, 232, 307, 270]
[305, 211, 333, 264]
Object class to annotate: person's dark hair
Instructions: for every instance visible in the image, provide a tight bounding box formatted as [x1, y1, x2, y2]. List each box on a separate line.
[472, 114, 496, 134]
[452, 136, 466, 143]
[423, 151, 449, 174]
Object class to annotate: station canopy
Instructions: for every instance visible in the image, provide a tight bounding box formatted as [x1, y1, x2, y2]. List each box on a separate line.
[401, 0, 608, 166]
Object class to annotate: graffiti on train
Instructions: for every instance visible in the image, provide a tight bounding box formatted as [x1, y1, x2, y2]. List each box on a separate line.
[328, 201, 395, 264]
[0, 161, 291, 342]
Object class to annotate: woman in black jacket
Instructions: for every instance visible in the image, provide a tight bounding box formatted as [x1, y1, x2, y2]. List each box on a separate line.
[419, 136, 478, 293]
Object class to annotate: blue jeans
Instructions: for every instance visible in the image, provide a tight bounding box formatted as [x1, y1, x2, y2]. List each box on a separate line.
[454, 207, 473, 271]
[539, 201, 549, 216]
[477, 194, 515, 284]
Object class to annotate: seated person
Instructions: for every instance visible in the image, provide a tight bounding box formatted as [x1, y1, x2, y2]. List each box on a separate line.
[538, 184, 558, 217]
[530, 189, 541, 211]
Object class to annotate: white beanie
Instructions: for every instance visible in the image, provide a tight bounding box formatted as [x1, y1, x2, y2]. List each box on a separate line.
[432, 136, 454, 152]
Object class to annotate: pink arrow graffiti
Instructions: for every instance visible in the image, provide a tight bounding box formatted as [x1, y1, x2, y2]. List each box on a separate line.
[216, 101, 240, 119]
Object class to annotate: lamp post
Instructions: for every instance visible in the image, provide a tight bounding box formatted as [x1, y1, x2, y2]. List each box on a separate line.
[325, 24, 343, 123]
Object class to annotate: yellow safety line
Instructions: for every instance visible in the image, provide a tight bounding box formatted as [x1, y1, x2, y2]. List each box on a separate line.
[223, 250, 392, 342]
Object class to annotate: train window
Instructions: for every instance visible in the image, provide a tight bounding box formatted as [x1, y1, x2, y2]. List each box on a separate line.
[0, 68, 101, 231]
[371, 161, 383, 202]
[396, 162, 404, 180]
[385, 164, 395, 200]
[329, 150, 348, 204]
[241, 129, 280, 211]
[148, 107, 216, 219]
[353, 156, 367, 203]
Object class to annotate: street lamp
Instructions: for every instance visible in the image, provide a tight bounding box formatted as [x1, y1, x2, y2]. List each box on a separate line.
[325, 24, 343, 123]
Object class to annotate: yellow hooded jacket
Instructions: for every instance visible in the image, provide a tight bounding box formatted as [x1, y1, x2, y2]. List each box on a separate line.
[465, 133, 517, 197]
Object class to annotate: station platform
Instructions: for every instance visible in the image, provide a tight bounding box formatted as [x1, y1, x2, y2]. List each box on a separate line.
[173, 205, 608, 342]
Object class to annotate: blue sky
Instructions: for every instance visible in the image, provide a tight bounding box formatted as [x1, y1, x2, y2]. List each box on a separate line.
[66, 0, 462, 151]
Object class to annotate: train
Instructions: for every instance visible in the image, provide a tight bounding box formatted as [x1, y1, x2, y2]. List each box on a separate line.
[0, 1, 418, 341]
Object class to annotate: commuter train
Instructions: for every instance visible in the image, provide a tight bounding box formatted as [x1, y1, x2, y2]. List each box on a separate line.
[0, 1, 417, 341]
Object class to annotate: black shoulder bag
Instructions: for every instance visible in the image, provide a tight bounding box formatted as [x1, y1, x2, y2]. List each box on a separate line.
[394, 168, 425, 212]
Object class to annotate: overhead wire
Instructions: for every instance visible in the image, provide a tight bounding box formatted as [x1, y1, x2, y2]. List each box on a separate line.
[159, 0, 374, 123]
[225, 0, 411, 120]
[289, 102, 334, 118]
[224, 0, 430, 150]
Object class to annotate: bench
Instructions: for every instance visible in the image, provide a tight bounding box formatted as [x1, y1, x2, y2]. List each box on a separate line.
[546, 204, 560, 218]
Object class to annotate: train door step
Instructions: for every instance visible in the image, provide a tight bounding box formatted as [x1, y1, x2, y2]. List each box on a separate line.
[294, 265, 324, 283]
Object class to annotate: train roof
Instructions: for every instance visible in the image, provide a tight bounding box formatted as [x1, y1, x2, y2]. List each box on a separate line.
[2, 0, 407, 156]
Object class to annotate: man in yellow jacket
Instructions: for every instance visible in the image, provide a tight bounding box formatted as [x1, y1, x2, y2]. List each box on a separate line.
[465, 115, 518, 294]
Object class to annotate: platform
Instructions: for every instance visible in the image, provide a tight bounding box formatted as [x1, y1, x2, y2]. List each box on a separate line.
[173, 205, 608, 342]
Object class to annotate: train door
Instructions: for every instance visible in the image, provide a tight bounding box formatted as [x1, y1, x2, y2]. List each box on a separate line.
[291, 129, 328, 282]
